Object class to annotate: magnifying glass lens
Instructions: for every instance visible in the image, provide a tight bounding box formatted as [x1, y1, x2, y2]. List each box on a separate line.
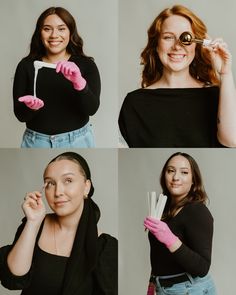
[179, 32, 192, 45]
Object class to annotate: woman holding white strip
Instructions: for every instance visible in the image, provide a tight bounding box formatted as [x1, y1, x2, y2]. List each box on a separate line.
[144, 152, 216, 295]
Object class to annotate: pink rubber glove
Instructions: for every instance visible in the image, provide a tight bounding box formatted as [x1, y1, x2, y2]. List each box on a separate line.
[56, 61, 86, 91]
[147, 282, 156, 295]
[18, 95, 44, 110]
[144, 217, 178, 248]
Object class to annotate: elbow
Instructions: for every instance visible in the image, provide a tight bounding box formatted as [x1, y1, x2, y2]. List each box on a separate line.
[217, 133, 236, 147]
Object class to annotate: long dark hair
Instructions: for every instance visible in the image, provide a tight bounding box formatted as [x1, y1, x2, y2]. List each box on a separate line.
[140, 5, 219, 87]
[27, 7, 93, 60]
[160, 152, 208, 219]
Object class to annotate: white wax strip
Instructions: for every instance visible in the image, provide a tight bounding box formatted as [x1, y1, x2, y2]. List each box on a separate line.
[33, 61, 56, 97]
[150, 192, 157, 217]
[155, 194, 167, 220]
[34, 60, 57, 70]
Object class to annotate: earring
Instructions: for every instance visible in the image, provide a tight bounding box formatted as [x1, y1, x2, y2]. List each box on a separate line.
[84, 194, 88, 199]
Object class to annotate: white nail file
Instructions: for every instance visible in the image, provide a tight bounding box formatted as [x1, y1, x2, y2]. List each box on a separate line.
[148, 192, 167, 219]
[34, 60, 57, 70]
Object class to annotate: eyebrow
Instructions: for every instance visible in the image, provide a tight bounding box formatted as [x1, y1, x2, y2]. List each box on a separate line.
[44, 172, 75, 181]
[167, 165, 190, 170]
[42, 24, 67, 28]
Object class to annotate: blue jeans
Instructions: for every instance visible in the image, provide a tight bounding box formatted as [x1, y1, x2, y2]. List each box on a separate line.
[156, 274, 217, 295]
[21, 123, 95, 148]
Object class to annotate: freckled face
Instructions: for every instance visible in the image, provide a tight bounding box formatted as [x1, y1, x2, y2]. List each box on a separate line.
[165, 155, 193, 202]
[43, 159, 91, 217]
[157, 15, 196, 74]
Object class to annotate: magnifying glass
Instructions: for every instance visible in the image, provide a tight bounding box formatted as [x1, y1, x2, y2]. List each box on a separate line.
[179, 31, 211, 46]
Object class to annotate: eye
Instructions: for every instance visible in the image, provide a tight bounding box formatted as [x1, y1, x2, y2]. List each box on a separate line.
[64, 178, 72, 184]
[167, 168, 175, 173]
[59, 27, 66, 31]
[42, 27, 51, 32]
[163, 35, 175, 40]
[46, 181, 55, 188]
[181, 171, 189, 175]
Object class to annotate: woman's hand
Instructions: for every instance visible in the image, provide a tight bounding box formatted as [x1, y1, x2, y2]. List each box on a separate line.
[56, 61, 86, 91]
[144, 217, 179, 249]
[18, 95, 44, 110]
[22, 191, 46, 224]
[204, 38, 232, 76]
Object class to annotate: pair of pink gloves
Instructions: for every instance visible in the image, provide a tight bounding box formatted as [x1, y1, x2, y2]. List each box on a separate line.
[18, 61, 86, 110]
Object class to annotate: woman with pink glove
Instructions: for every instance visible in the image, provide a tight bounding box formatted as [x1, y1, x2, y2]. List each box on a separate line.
[13, 7, 100, 148]
[144, 152, 217, 294]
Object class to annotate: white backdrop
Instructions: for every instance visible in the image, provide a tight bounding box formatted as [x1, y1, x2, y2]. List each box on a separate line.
[0, 0, 118, 147]
[119, 148, 236, 295]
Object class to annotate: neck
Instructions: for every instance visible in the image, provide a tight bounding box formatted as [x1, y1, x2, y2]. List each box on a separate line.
[43, 51, 71, 63]
[157, 69, 202, 88]
[54, 201, 84, 232]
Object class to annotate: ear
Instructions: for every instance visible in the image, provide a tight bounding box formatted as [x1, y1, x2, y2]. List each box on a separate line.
[84, 179, 91, 195]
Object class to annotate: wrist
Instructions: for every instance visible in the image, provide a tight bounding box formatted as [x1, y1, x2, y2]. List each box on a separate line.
[73, 77, 86, 91]
[167, 237, 182, 252]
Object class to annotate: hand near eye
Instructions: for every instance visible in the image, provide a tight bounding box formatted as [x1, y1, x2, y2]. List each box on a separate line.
[56, 61, 87, 91]
[144, 217, 179, 249]
[22, 191, 46, 224]
[204, 38, 232, 76]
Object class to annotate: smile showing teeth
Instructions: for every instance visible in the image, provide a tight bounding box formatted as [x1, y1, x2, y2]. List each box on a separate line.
[49, 41, 61, 46]
[168, 54, 185, 61]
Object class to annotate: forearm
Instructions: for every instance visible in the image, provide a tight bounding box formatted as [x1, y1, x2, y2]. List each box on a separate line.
[7, 221, 41, 276]
[217, 72, 236, 146]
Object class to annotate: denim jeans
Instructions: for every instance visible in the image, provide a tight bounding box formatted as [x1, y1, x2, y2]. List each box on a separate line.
[21, 123, 95, 148]
[156, 274, 217, 295]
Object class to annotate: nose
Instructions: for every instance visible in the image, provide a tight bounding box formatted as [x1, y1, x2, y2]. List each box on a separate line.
[172, 171, 180, 181]
[50, 28, 59, 38]
[55, 182, 64, 197]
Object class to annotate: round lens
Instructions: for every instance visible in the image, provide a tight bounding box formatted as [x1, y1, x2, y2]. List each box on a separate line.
[179, 31, 192, 46]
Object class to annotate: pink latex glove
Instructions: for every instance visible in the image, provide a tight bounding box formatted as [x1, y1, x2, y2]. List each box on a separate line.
[56, 61, 86, 91]
[18, 95, 44, 110]
[147, 282, 156, 295]
[144, 217, 178, 248]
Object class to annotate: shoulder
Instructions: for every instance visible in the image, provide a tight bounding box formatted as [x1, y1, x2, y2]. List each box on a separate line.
[15, 57, 34, 72]
[70, 55, 98, 68]
[97, 234, 118, 254]
[183, 202, 213, 221]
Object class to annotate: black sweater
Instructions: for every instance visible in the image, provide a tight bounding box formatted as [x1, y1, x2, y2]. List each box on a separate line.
[119, 87, 222, 147]
[0, 200, 117, 295]
[13, 55, 101, 135]
[149, 203, 213, 277]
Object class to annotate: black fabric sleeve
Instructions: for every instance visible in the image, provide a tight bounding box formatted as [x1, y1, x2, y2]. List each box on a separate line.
[75, 58, 101, 116]
[172, 203, 213, 277]
[118, 95, 132, 147]
[93, 234, 118, 295]
[0, 218, 33, 290]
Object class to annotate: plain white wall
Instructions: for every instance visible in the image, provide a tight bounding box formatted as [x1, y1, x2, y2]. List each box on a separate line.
[119, 0, 236, 105]
[119, 148, 236, 295]
[0, 0, 118, 147]
[0, 148, 118, 295]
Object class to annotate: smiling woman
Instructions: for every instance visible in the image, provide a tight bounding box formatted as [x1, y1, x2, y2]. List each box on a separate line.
[0, 152, 118, 295]
[13, 7, 101, 148]
[118, 4, 236, 147]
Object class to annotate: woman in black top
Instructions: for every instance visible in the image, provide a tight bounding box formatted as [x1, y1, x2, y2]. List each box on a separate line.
[0, 152, 117, 295]
[144, 152, 216, 295]
[13, 7, 101, 148]
[119, 5, 236, 147]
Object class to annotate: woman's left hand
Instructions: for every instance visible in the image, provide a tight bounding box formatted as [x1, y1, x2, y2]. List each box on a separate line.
[204, 38, 232, 75]
[56, 61, 86, 90]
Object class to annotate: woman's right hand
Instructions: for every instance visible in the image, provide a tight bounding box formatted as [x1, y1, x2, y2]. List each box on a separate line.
[18, 95, 44, 110]
[22, 191, 46, 223]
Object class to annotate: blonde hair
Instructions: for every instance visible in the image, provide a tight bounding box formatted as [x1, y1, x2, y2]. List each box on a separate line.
[140, 5, 219, 87]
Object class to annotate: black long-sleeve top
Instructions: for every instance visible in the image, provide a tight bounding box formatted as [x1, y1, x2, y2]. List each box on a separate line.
[119, 86, 222, 147]
[149, 203, 214, 277]
[13, 55, 101, 135]
[0, 200, 118, 295]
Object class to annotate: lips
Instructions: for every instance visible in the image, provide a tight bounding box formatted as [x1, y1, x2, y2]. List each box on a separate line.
[54, 200, 69, 206]
[168, 53, 186, 61]
[48, 41, 62, 46]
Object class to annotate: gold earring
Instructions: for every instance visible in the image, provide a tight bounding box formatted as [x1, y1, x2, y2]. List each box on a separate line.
[84, 194, 88, 199]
